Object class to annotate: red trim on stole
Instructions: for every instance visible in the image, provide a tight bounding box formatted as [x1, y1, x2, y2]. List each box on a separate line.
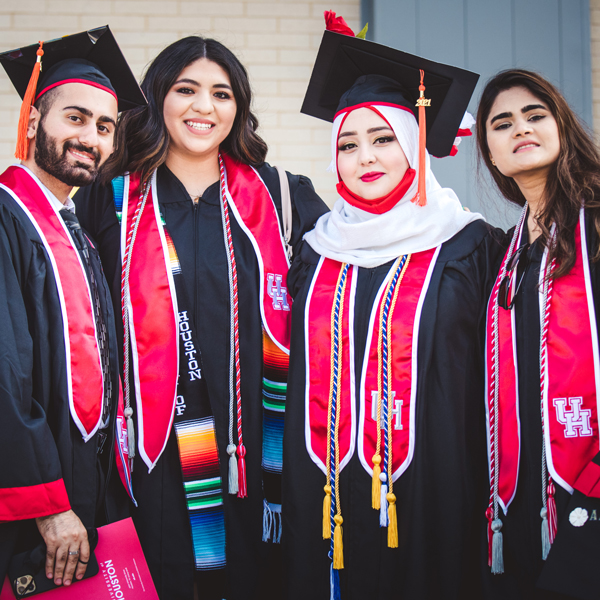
[0, 479, 70, 521]
[487, 217, 600, 506]
[360, 248, 437, 479]
[306, 259, 356, 472]
[124, 172, 178, 470]
[0, 166, 103, 439]
[221, 154, 292, 353]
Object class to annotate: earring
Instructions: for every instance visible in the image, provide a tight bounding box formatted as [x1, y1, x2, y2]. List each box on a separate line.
[491, 158, 496, 166]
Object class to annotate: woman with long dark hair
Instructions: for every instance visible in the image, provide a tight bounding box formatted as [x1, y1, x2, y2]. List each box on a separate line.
[75, 36, 327, 600]
[477, 69, 600, 599]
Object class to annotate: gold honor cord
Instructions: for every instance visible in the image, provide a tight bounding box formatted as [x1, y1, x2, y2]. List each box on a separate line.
[371, 255, 411, 547]
[372, 257, 402, 509]
[324, 263, 349, 541]
[385, 255, 410, 547]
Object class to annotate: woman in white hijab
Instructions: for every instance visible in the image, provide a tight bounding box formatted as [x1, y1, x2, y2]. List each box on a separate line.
[281, 20, 505, 600]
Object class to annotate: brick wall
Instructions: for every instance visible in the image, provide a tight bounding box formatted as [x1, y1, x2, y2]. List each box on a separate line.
[0, 0, 361, 205]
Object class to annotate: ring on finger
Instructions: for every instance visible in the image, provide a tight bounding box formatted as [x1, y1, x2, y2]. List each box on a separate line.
[78, 559, 88, 564]
[68, 551, 79, 556]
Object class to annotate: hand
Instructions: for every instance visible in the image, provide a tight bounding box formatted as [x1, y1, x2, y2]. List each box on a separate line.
[35, 510, 90, 586]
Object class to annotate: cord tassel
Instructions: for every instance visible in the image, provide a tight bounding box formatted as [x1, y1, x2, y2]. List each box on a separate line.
[15, 42, 44, 161]
[387, 492, 398, 548]
[379, 476, 388, 527]
[323, 485, 332, 539]
[372, 455, 381, 509]
[491, 519, 504, 574]
[227, 444, 238, 494]
[124, 406, 136, 460]
[547, 482, 558, 544]
[333, 515, 344, 569]
[541, 507, 551, 560]
[413, 69, 430, 207]
[237, 443, 247, 498]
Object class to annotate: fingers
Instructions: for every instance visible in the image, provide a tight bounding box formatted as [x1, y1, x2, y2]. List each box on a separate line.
[75, 536, 90, 581]
[62, 546, 81, 586]
[35, 510, 89, 586]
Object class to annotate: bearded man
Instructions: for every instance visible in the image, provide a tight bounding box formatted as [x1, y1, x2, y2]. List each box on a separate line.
[0, 28, 145, 590]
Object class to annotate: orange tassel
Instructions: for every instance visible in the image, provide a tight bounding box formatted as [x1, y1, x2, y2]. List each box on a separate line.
[323, 485, 332, 539]
[387, 492, 398, 548]
[413, 69, 429, 207]
[372, 454, 381, 509]
[15, 42, 44, 161]
[333, 514, 344, 569]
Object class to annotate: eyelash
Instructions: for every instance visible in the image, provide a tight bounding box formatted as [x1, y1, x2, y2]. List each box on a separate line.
[175, 87, 232, 100]
[337, 135, 396, 151]
[494, 114, 546, 131]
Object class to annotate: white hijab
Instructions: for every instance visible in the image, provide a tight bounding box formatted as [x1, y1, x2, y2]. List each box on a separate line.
[304, 105, 484, 268]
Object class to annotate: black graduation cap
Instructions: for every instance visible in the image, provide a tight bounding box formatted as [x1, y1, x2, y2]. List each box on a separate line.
[0, 26, 146, 112]
[301, 30, 479, 158]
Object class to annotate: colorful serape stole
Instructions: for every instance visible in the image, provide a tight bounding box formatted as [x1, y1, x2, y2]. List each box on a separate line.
[112, 176, 226, 575]
[261, 329, 289, 542]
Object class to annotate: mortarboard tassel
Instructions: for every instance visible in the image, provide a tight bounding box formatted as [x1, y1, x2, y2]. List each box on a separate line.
[372, 454, 381, 509]
[413, 69, 430, 207]
[323, 484, 332, 539]
[333, 514, 344, 569]
[387, 492, 398, 548]
[15, 41, 44, 161]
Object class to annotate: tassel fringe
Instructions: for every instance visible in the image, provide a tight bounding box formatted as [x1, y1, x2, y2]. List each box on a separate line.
[330, 564, 341, 600]
[541, 507, 551, 560]
[262, 499, 282, 543]
[124, 406, 136, 460]
[379, 478, 388, 527]
[323, 485, 332, 539]
[333, 515, 344, 569]
[237, 443, 247, 498]
[491, 519, 504, 574]
[372, 455, 381, 509]
[227, 444, 238, 494]
[387, 493, 398, 548]
[413, 69, 429, 207]
[547, 483, 558, 544]
[16, 42, 44, 161]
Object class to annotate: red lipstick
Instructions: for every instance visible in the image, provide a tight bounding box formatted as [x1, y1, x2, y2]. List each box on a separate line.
[360, 172, 384, 182]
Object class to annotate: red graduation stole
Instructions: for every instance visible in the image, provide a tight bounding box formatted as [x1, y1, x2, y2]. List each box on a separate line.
[122, 157, 292, 471]
[304, 249, 439, 478]
[486, 208, 600, 513]
[0, 165, 104, 440]
[358, 247, 438, 480]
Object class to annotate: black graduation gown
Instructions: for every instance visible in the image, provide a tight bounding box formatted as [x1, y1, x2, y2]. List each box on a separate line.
[282, 219, 505, 600]
[481, 214, 600, 600]
[74, 163, 328, 600]
[0, 183, 125, 582]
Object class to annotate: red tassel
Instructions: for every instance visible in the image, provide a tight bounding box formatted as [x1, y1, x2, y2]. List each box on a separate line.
[547, 481, 557, 544]
[485, 507, 494, 567]
[15, 42, 44, 161]
[412, 69, 429, 207]
[237, 443, 247, 498]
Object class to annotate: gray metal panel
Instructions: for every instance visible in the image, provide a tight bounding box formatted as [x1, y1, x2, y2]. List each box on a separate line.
[364, 0, 592, 228]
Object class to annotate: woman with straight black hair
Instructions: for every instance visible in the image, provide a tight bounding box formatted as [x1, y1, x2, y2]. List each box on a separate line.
[477, 69, 600, 599]
[75, 36, 327, 600]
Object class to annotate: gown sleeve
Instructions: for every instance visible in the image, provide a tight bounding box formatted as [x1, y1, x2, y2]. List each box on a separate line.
[0, 202, 70, 521]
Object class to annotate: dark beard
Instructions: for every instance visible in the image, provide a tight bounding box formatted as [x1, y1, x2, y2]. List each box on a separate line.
[34, 119, 102, 187]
